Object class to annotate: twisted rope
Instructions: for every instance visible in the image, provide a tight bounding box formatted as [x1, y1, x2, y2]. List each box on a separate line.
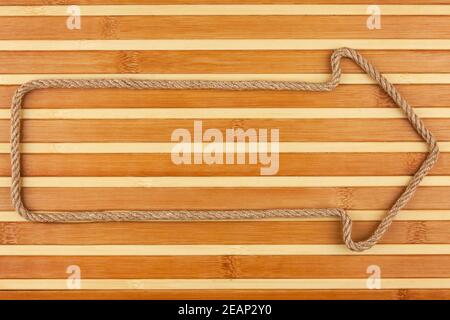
[9, 47, 439, 252]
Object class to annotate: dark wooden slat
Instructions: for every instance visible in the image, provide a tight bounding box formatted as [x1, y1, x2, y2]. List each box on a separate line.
[1, 153, 449, 176]
[1, 16, 449, 40]
[0, 187, 448, 211]
[0, 256, 449, 278]
[1, 221, 449, 244]
[1, 50, 449, 73]
[2, 85, 449, 108]
[5, 119, 450, 142]
[0, 289, 448, 300]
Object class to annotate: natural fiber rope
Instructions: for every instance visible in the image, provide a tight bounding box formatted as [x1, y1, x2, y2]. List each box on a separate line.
[9, 47, 439, 252]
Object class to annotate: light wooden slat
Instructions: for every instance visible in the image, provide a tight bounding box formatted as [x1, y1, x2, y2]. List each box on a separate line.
[2, 5, 450, 16]
[0, 244, 449, 255]
[12, 119, 450, 142]
[2, 108, 450, 119]
[0, 221, 448, 244]
[1, 211, 28, 222]
[2, 210, 449, 222]
[343, 210, 450, 221]
[1, 176, 450, 188]
[1, 16, 448, 40]
[1, 50, 450, 74]
[1, 40, 449, 51]
[2, 256, 449, 279]
[0, 289, 448, 300]
[2, 85, 448, 108]
[0, 278, 449, 290]
[0, 142, 443, 153]
[2, 153, 449, 177]
[2, 0, 449, 4]
[1, 73, 449, 85]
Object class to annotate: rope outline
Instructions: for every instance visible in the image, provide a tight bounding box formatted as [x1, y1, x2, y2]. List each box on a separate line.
[9, 48, 440, 252]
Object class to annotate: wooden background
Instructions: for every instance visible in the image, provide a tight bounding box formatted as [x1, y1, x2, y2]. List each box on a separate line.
[0, 0, 449, 300]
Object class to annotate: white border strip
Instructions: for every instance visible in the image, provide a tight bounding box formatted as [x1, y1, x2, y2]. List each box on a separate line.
[1, 5, 450, 16]
[0, 40, 449, 51]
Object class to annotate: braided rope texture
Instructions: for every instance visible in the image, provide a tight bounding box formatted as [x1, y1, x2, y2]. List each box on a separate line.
[9, 48, 439, 252]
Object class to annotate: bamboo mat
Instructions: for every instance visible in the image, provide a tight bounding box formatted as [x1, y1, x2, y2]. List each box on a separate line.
[0, 0, 450, 300]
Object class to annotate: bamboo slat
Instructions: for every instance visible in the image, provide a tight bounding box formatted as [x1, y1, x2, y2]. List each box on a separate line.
[0, 187, 448, 210]
[2, 119, 450, 142]
[2, 85, 448, 108]
[0, 221, 449, 244]
[1, 255, 449, 278]
[0, 289, 448, 300]
[1, 244, 450, 256]
[2, 50, 450, 74]
[0, 278, 449, 290]
[1, 153, 449, 176]
[1, 16, 450, 40]
[1, 40, 449, 51]
[1, 5, 450, 16]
